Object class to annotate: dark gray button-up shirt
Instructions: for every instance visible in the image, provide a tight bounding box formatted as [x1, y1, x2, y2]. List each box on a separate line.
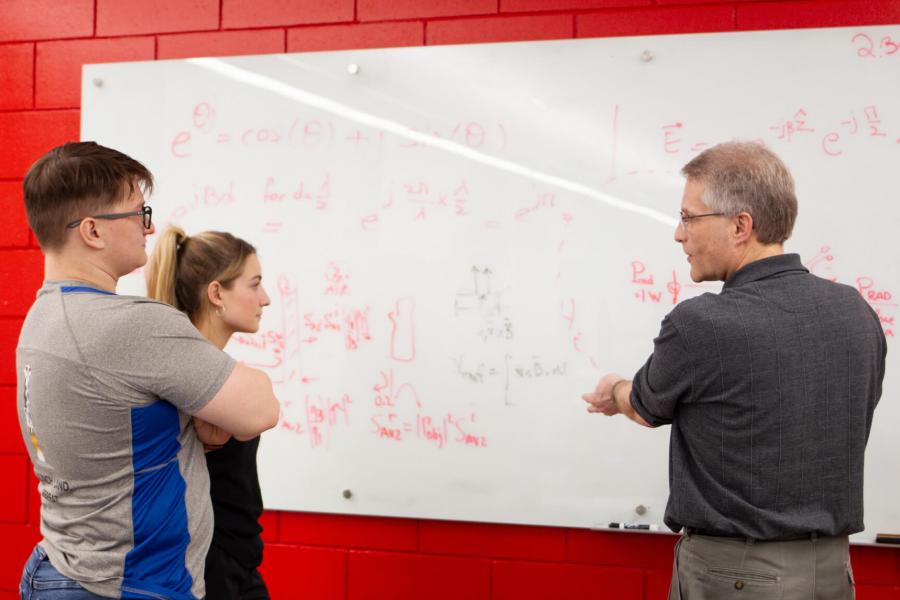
[631, 254, 886, 539]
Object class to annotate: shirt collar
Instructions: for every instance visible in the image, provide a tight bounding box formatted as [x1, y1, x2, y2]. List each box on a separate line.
[723, 253, 809, 290]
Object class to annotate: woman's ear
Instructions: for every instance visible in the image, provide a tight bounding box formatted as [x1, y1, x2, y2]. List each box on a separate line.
[206, 280, 224, 309]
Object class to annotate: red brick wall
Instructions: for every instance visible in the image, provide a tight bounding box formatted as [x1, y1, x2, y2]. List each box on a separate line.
[2, 1, 899, 598]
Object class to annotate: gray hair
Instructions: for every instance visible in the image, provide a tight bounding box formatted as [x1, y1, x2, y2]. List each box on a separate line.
[681, 141, 797, 244]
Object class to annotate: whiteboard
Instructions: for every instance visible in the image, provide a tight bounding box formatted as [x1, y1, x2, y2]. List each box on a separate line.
[81, 25, 899, 542]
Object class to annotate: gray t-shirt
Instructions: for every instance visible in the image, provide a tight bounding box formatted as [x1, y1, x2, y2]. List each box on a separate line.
[16, 281, 236, 599]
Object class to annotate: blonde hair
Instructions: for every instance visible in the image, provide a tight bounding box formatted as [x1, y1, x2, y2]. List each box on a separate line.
[146, 226, 256, 322]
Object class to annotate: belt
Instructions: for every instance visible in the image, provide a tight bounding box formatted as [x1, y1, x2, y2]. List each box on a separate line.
[685, 527, 819, 542]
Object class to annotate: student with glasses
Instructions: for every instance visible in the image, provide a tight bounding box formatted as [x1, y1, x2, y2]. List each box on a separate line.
[582, 141, 885, 600]
[146, 227, 273, 600]
[16, 141, 280, 600]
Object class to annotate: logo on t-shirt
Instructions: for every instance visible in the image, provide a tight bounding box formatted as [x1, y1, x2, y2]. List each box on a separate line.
[22, 365, 46, 463]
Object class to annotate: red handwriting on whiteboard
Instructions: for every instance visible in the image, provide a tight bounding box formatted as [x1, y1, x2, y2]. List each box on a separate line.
[368, 369, 488, 449]
[805, 246, 836, 281]
[232, 330, 285, 369]
[662, 122, 682, 154]
[369, 370, 421, 442]
[863, 106, 887, 137]
[514, 192, 556, 222]
[856, 277, 894, 303]
[370, 371, 488, 448]
[324, 262, 351, 296]
[852, 32, 900, 59]
[193, 102, 216, 132]
[388, 297, 416, 362]
[170, 103, 508, 157]
[395, 122, 508, 152]
[299, 265, 372, 350]
[169, 183, 236, 220]
[562, 298, 603, 371]
[656, 122, 709, 157]
[615, 105, 896, 175]
[629, 261, 681, 305]
[769, 109, 815, 142]
[821, 106, 893, 156]
[378, 179, 470, 224]
[512, 193, 575, 267]
[277, 275, 302, 383]
[875, 309, 895, 337]
[302, 308, 371, 350]
[262, 174, 331, 210]
[632, 261, 654, 285]
[287, 118, 336, 147]
[280, 394, 352, 448]
[855, 276, 896, 337]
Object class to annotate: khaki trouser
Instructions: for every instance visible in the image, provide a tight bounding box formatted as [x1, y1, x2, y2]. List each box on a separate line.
[669, 531, 855, 600]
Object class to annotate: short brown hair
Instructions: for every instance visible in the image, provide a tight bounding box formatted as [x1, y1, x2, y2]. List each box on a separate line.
[146, 226, 256, 323]
[681, 141, 797, 244]
[23, 142, 154, 251]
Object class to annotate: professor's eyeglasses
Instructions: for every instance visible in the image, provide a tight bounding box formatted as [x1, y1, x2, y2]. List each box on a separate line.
[66, 205, 153, 230]
[678, 211, 724, 231]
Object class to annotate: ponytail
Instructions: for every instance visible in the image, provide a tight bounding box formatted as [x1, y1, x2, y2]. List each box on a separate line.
[146, 226, 188, 310]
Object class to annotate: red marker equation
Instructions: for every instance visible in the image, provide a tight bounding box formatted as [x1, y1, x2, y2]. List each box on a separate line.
[280, 394, 353, 449]
[169, 102, 509, 158]
[301, 264, 372, 351]
[821, 105, 895, 156]
[360, 178, 470, 230]
[630, 261, 681, 305]
[369, 370, 487, 449]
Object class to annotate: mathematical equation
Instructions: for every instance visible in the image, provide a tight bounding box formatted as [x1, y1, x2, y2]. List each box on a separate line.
[169, 102, 509, 159]
[654, 104, 898, 164]
[369, 369, 488, 449]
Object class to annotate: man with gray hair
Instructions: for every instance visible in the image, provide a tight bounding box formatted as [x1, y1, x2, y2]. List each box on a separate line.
[583, 141, 885, 599]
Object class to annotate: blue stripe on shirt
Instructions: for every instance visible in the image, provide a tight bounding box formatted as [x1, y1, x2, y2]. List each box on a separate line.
[123, 401, 197, 600]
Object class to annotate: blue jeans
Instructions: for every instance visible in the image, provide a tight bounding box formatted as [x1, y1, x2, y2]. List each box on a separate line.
[19, 545, 109, 599]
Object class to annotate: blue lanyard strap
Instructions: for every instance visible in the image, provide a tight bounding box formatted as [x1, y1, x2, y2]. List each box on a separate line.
[60, 285, 116, 296]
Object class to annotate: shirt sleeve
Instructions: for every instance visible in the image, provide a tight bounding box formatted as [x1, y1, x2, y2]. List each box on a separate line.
[629, 311, 694, 427]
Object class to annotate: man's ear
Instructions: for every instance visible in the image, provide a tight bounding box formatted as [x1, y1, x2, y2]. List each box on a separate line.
[206, 281, 224, 309]
[733, 212, 754, 244]
[76, 219, 105, 250]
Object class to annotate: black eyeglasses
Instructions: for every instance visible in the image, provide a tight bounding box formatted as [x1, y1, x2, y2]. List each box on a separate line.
[678, 211, 725, 231]
[66, 205, 153, 230]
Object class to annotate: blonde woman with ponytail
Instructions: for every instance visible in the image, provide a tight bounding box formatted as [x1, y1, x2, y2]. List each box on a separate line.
[146, 226, 272, 600]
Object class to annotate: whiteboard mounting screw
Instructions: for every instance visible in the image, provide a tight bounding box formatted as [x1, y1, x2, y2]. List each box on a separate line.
[342, 489, 353, 499]
[92, 78, 104, 88]
[347, 63, 360, 75]
[640, 50, 654, 63]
